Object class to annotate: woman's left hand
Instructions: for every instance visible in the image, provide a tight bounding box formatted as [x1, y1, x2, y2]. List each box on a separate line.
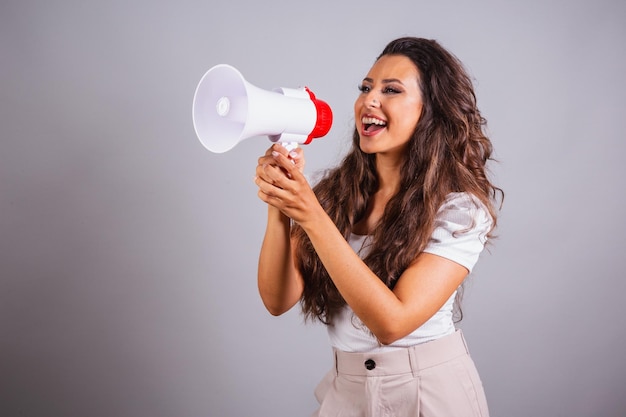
[254, 144, 323, 226]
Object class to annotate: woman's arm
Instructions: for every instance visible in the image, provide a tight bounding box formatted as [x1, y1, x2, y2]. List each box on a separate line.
[256, 145, 305, 316]
[255, 149, 469, 344]
[297, 208, 467, 345]
[257, 206, 304, 316]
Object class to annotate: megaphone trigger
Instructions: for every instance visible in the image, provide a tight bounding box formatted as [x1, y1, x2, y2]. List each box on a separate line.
[192, 64, 333, 153]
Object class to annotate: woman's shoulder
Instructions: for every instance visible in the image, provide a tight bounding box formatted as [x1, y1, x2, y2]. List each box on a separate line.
[435, 192, 492, 233]
[441, 191, 484, 209]
[424, 192, 493, 273]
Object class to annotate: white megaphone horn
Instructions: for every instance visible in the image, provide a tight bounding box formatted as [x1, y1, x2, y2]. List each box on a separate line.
[192, 64, 333, 153]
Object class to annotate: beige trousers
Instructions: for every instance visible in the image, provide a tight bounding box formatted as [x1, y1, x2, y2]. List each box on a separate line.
[312, 330, 489, 417]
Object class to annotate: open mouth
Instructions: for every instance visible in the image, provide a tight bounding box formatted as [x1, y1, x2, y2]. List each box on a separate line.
[362, 116, 387, 133]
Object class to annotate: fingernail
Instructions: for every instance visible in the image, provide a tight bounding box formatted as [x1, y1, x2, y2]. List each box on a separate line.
[271, 151, 280, 157]
[289, 151, 298, 159]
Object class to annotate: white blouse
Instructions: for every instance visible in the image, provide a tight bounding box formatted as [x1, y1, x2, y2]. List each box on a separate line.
[327, 192, 492, 353]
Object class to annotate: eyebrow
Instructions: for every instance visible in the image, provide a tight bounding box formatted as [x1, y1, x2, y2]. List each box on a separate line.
[362, 77, 405, 85]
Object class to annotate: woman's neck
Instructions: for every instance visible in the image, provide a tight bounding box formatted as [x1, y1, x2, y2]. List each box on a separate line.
[351, 154, 405, 236]
[375, 153, 404, 196]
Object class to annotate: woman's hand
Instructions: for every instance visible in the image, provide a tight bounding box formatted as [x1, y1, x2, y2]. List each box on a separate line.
[254, 143, 323, 226]
[256, 143, 305, 177]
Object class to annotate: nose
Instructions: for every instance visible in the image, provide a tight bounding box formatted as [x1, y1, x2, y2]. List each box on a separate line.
[354, 88, 381, 113]
[365, 93, 380, 108]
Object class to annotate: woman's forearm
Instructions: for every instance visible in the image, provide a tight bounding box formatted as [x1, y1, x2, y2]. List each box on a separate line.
[257, 206, 304, 316]
[298, 209, 405, 340]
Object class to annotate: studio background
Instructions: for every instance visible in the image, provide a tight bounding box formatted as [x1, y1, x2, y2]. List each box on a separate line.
[1, 1, 625, 416]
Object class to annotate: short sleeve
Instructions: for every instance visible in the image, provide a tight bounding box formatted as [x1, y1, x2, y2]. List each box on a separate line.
[422, 192, 492, 273]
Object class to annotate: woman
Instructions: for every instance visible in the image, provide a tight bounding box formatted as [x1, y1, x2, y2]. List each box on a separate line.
[254, 37, 501, 417]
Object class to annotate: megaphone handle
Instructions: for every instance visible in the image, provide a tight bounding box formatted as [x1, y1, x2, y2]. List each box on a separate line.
[280, 141, 299, 152]
[278, 141, 299, 166]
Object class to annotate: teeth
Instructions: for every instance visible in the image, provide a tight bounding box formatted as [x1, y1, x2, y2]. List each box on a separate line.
[362, 117, 386, 126]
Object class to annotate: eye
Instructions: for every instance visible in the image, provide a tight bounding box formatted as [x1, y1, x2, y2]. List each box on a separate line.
[358, 84, 371, 93]
[383, 86, 401, 94]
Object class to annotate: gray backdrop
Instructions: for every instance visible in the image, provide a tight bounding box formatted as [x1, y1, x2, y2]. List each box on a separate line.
[1, 0, 625, 416]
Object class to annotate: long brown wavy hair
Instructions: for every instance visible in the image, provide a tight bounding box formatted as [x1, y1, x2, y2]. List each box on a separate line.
[292, 37, 503, 325]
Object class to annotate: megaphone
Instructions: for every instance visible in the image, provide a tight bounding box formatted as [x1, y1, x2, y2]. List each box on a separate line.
[192, 64, 333, 153]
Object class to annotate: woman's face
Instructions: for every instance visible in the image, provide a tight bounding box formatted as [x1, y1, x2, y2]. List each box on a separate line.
[354, 54, 423, 157]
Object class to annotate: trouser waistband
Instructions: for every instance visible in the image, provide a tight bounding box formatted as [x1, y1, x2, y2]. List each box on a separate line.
[333, 330, 470, 377]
